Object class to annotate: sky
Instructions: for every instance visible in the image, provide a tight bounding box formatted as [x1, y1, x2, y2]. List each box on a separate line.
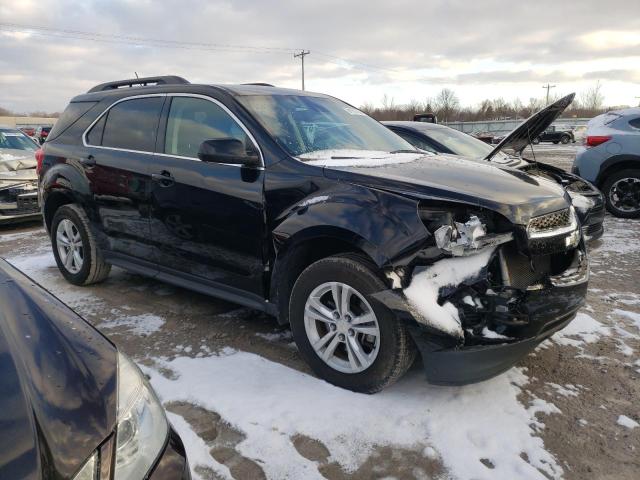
[1, 0, 639, 113]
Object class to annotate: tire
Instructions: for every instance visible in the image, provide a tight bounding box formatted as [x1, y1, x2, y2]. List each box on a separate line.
[532, 137, 540, 145]
[289, 254, 416, 393]
[51, 204, 111, 285]
[602, 169, 640, 218]
[560, 135, 570, 144]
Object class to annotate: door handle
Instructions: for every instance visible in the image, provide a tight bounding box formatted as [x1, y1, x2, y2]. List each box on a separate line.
[151, 171, 175, 187]
[81, 155, 96, 166]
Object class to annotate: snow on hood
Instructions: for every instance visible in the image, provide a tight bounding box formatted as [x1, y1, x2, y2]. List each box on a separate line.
[298, 149, 430, 167]
[0, 150, 37, 185]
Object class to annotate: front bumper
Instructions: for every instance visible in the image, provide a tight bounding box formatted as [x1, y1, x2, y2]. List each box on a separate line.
[0, 191, 41, 225]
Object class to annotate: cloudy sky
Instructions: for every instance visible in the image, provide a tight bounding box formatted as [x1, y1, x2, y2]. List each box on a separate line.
[1, 0, 639, 113]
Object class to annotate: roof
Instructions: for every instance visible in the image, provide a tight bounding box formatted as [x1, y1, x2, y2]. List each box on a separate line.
[382, 121, 449, 132]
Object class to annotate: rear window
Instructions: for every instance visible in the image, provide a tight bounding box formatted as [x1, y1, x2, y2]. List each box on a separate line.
[99, 97, 164, 151]
[629, 118, 640, 129]
[47, 101, 98, 142]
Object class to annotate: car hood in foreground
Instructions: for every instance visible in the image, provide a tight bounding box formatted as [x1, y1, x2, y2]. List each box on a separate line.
[0, 149, 37, 187]
[318, 151, 569, 225]
[0, 259, 117, 480]
[485, 93, 575, 161]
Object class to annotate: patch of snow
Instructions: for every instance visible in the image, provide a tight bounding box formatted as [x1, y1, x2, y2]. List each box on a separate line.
[298, 195, 329, 207]
[551, 313, 610, 347]
[255, 330, 293, 342]
[617, 415, 639, 429]
[300, 149, 426, 167]
[481, 327, 511, 340]
[404, 248, 494, 338]
[613, 309, 640, 330]
[547, 383, 579, 398]
[569, 193, 594, 210]
[99, 313, 165, 336]
[147, 350, 562, 480]
[578, 419, 588, 427]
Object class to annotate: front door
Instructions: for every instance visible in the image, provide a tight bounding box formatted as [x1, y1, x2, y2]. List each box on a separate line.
[83, 95, 164, 259]
[148, 95, 266, 296]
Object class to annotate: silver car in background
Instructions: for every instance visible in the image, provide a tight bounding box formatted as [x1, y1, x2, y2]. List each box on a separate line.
[573, 108, 640, 218]
[0, 127, 40, 225]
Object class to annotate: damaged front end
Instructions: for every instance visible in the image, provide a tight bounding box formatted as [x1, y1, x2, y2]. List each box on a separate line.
[0, 158, 40, 225]
[374, 202, 588, 385]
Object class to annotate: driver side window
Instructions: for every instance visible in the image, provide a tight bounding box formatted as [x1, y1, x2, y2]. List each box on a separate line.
[164, 97, 252, 158]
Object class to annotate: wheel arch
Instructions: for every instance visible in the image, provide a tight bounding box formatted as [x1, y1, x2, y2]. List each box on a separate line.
[596, 154, 640, 188]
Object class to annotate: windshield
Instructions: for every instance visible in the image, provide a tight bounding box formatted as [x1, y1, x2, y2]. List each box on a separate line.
[0, 129, 38, 151]
[238, 95, 414, 158]
[422, 127, 497, 159]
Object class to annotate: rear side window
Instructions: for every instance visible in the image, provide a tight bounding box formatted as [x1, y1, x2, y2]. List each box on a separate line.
[47, 101, 98, 142]
[629, 118, 640, 129]
[99, 97, 164, 151]
[164, 97, 251, 158]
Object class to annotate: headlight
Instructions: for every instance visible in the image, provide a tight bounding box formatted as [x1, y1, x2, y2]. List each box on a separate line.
[114, 352, 168, 479]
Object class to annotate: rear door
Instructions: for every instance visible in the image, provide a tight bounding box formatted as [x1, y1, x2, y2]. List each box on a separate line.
[83, 95, 164, 259]
[148, 94, 266, 296]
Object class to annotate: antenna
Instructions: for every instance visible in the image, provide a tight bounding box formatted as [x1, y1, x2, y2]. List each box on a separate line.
[293, 50, 310, 90]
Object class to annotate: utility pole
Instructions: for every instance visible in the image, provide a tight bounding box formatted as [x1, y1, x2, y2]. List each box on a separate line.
[635, 96, 640, 107]
[542, 83, 556, 105]
[294, 50, 310, 90]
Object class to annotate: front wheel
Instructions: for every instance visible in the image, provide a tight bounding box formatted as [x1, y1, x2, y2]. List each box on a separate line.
[602, 169, 640, 218]
[532, 137, 540, 145]
[51, 204, 111, 285]
[289, 254, 416, 393]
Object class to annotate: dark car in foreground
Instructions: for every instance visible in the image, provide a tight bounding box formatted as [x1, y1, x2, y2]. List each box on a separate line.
[384, 95, 606, 243]
[573, 108, 640, 218]
[39, 76, 588, 393]
[0, 126, 41, 225]
[0, 258, 190, 479]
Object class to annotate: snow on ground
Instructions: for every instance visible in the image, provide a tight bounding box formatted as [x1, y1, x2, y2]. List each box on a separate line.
[147, 350, 562, 480]
[616, 415, 639, 430]
[551, 312, 610, 347]
[99, 313, 165, 336]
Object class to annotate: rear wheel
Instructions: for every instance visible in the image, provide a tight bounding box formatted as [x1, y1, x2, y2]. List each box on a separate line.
[560, 135, 570, 144]
[289, 254, 416, 393]
[602, 169, 640, 218]
[51, 204, 111, 285]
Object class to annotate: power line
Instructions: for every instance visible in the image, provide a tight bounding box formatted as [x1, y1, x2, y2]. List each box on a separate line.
[293, 50, 310, 90]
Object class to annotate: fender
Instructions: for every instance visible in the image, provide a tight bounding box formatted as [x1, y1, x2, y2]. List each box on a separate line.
[272, 183, 429, 269]
[596, 153, 640, 186]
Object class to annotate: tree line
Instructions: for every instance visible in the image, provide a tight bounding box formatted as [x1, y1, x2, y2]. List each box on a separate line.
[0, 106, 60, 118]
[362, 81, 630, 123]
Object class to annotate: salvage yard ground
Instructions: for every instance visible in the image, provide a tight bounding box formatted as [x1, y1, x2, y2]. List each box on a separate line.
[1, 144, 638, 480]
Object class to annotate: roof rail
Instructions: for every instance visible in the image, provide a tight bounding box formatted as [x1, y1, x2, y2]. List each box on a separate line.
[242, 82, 275, 87]
[87, 76, 190, 93]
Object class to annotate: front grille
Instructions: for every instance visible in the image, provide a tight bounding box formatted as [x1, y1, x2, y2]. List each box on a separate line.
[528, 208, 571, 233]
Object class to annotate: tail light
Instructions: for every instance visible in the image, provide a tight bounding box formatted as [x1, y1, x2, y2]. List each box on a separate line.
[586, 135, 611, 148]
[35, 148, 44, 175]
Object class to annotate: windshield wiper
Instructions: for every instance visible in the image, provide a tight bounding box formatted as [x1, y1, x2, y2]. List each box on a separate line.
[389, 149, 420, 154]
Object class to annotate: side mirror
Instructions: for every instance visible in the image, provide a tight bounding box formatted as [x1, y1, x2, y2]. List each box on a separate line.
[197, 138, 261, 167]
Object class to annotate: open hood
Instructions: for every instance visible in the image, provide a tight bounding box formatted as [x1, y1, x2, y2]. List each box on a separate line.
[484, 93, 575, 161]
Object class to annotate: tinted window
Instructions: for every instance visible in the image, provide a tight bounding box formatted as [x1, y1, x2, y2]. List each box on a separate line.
[629, 118, 640, 129]
[86, 114, 106, 145]
[164, 97, 251, 158]
[101, 97, 163, 151]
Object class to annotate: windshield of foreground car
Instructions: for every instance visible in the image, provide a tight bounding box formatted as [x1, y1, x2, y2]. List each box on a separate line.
[0, 129, 38, 151]
[238, 94, 415, 158]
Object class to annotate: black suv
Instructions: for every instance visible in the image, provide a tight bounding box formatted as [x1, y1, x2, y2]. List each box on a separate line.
[39, 76, 589, 393]
[532, 125, 575, 145]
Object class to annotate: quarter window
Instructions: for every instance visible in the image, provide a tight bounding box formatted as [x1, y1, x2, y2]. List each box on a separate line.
[629, 118, 640, 129]
[164, 97, 251, 158]
[98, 97, 164, 151]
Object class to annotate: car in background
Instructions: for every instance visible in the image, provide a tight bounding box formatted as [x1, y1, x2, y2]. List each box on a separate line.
[20, 126, 36, 137]
[532, 125, 575, 145]
[35, 125, 52, 144]
[384, 94, 606, 242]
[0, 257, 190, 479]
[0, 127, 41, 225]
[573, 108, 640, 218]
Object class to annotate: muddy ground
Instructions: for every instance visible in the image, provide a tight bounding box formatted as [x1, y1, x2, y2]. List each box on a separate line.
[1, 144, 638, 479]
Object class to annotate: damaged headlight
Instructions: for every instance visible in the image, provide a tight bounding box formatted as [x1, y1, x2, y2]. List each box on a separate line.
[420, 208, 513, 256]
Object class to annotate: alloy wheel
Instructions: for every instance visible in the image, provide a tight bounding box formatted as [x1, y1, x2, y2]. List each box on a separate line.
[610, 177, 640, 213]
[303, 281, 380, 374]
[56, 218, 84, 274]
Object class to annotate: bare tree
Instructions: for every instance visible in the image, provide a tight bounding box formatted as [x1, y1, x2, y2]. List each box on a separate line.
[580, 81, 605, 112]
[433, 88, 459, 123]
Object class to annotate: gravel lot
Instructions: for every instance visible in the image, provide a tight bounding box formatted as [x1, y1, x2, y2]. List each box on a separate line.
[1, 144, 638, 480]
